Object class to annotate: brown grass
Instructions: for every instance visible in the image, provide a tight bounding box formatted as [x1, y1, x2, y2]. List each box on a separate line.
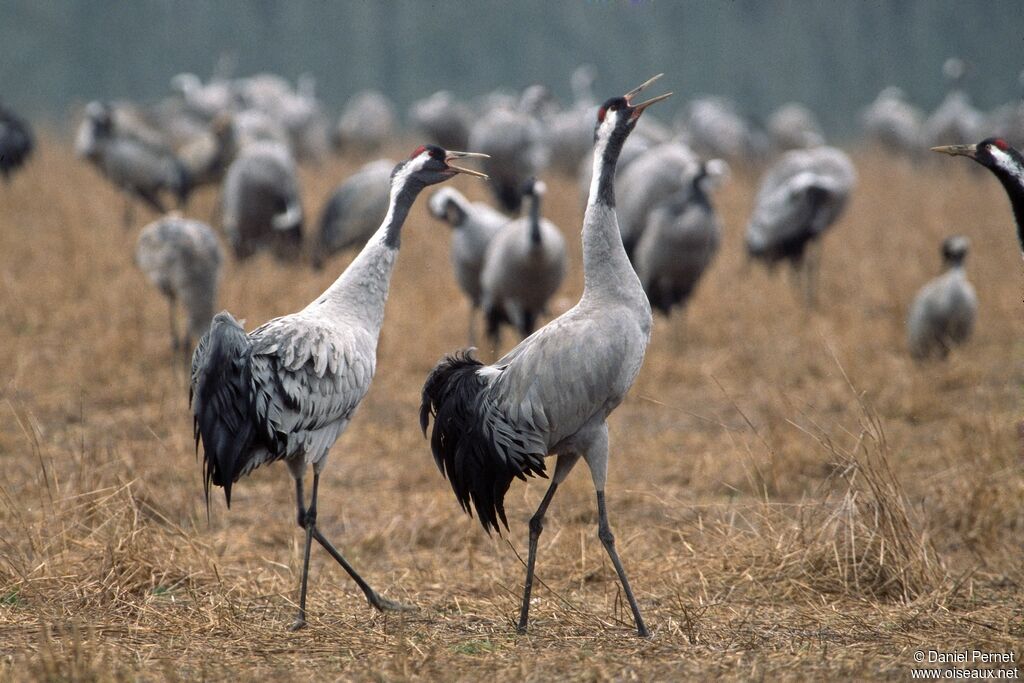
[0, 136, 1021, 681]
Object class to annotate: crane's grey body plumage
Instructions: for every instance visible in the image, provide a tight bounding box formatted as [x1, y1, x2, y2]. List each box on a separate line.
[0, 103, 33, 182]
[221, 141, 303, 261]
[468, 104, 548, 213]
[136, 215, 223, 350]
[315, 158, 395, 266]
[422, 77, 672, 637]
[907, 237, 977, 360]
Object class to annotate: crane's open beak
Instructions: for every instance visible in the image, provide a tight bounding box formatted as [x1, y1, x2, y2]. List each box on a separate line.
[931, 144, 977, 159]
[445, 151, 490, 179]
[624, 73, 673, 120]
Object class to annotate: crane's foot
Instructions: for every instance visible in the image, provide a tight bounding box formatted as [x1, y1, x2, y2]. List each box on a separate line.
[368, 594, 416, 613]
[289, 618, 308, 632]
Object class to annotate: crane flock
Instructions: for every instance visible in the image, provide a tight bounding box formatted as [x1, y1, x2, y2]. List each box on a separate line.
[4, 55, 1022, 640]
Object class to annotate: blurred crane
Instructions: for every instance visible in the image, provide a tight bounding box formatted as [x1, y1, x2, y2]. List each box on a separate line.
[746, 146, 856, 307]
[428, 187, 508, 344]
[191, 144, 488, 631]
[768, 103, 824, 151]
[924, 58, 983, 147]
[861, 87, 924, 159]
[221, 141, 303, 261]
[469, 93, 549, 212]
[136, 214, 223, 352]
[408, 90, 473, 151]
[479, 178, 566, 347]
[76, 101, 192, 227]
[0, 103, 33, 182]
[313, 158, 395, 268]
[421, 76, 672, 638]
[907, 236, 976, 360]
[633, 159, 728, 316]
[932, 138, 1024, 256]
[334, 90, 396, 154]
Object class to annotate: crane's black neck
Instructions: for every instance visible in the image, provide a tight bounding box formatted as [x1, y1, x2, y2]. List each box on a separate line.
[988, 162, 1024, 254]
[594, 125, 630, 208]
[528, 192, 542, 245]
[383, 178, 426, 249]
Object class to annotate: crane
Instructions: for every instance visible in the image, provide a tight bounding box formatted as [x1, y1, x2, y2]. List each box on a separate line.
[479, 178, 566, 347]
[421, 75, 672, 637]
[427, 187, 509, 344]
[313, 158, 395, 269]
[135, 214, 223, 352]
[0, 103, 33, 182]
[907, 236, 977, 360]
[932, 138, 1024, 256]
[191, 144, 488, 631]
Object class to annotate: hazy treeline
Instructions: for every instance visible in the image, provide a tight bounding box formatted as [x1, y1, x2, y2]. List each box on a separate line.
[3, 0, 1023, 137]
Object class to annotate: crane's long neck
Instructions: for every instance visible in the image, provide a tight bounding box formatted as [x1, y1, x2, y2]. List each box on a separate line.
[990, 165, 1024, 255]
[528, 193, 542, 246]
[581, 122, 647, 308]
[310, 174, 423, 333]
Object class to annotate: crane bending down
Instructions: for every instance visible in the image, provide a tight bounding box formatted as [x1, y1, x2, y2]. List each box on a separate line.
[932, 138, 1024, 257]
[190, 145, 488, 631]
[421, 76, 672, 637]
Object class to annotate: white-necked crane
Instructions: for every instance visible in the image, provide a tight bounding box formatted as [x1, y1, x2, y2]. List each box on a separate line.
[479, 178, 566, 348]
[907, 236, 977, 360]
[745, 145, 856, 307]
[191, 144, 488, 631]
[420, 75, 672, 637]
[427, 187, 509, 344]
[633, 159, 728, 316]
[136, 214, 223, 352]
[0, 103, 33, 182]
[932, 138, 1024, 257]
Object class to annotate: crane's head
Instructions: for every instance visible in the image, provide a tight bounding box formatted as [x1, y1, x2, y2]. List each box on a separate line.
[594, 74, 673, 142]
[941, 235, 969, 267]
[931, 138, 1024, 177]
[520, 177, 547, 198]
[428, 187, 469, 227]
[394, 144, 489, 189]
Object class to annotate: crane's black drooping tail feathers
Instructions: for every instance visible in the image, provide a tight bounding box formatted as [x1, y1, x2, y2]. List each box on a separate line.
[190, 311, 257, 508]
[419, 350, 547, 534]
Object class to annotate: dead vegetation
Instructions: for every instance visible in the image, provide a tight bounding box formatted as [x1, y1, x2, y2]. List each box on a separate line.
[0, 136, 1021, 681]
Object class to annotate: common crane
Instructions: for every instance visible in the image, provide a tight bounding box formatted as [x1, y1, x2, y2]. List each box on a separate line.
[0, 103, 33, 182]
[313, 158, 395, 269]
[427, 187, 509, 344]
[745, 145, 856, 307]
[191, 145, 488, 631]
[633, 159, 728, 316]
[479, 178, 566, 347]
[421, 75, 672, 637]
[136, 214, 223, 352]
[468, 94, 549, 213]
[907, 236, 977, 360]
[932, 138, 1024, 256]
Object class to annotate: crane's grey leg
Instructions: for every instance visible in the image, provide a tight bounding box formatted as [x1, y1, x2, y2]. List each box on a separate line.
[290, 476, 314, 631]
[306, 472, 412, 613]
[123, 197, 134, 230]
[467, 306, 477, 348]
[167, 295, 181, 351]
[517, 453, 579, 634]
[804, 242, 821, 309]
[584, 424, 649, 637]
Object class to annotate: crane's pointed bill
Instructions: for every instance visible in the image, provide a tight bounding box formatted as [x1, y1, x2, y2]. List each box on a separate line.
[629, 91, 673, 120]
[445, 150, 490, 179]
[931, 144, 977, 159]
[624, 73, 664, 101]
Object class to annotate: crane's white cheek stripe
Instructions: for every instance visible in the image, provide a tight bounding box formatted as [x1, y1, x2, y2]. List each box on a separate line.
[990, 148, 1024, 186]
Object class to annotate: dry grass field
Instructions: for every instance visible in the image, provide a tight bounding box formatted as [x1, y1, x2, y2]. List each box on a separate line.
[0, 135, 1022, 681]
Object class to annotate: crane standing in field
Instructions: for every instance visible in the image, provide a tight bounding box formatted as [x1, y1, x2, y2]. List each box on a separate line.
[427, 187, 509, 344]
[313, 158, 395, 268]
[633, 159, 728, 316]
[907, 236, 977, 360]
[421, 76, 672, 637]
[479, 178, 566, 348]
[932, 138, 1024, 257]
[0, 103, 33, 182]
[745, 146, 856, 307]
[136, 214, 223, 352]
[190, 145, 488, 631]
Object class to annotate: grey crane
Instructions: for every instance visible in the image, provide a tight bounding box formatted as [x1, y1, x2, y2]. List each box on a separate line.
[861, 87, 924, 159]
[0, 103, 33, 182]
[615, 141, 699, 259]
[468, 95, 549, 213]
[427, 187, 509, 344]
[924, 58, 983, 147]
[745, 145, 856, 307]
[932, 138, 1024, 257]
[76, 101, 192, 227]
[907, 236, 977, 360]
[768, 103, 824, 151]
[191, 144, 488, 631]
[334, 90, 396, 154]
[547, 65, 599, 175]
[221, 141, 303, 261]
[633, 159, 728, 316]
[136, 214, 223, 352]
[479, 178, 566, 347]
[408, 90, 473, 151]
[313, 158, 395, 269]
[421, 76, 672, 637]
